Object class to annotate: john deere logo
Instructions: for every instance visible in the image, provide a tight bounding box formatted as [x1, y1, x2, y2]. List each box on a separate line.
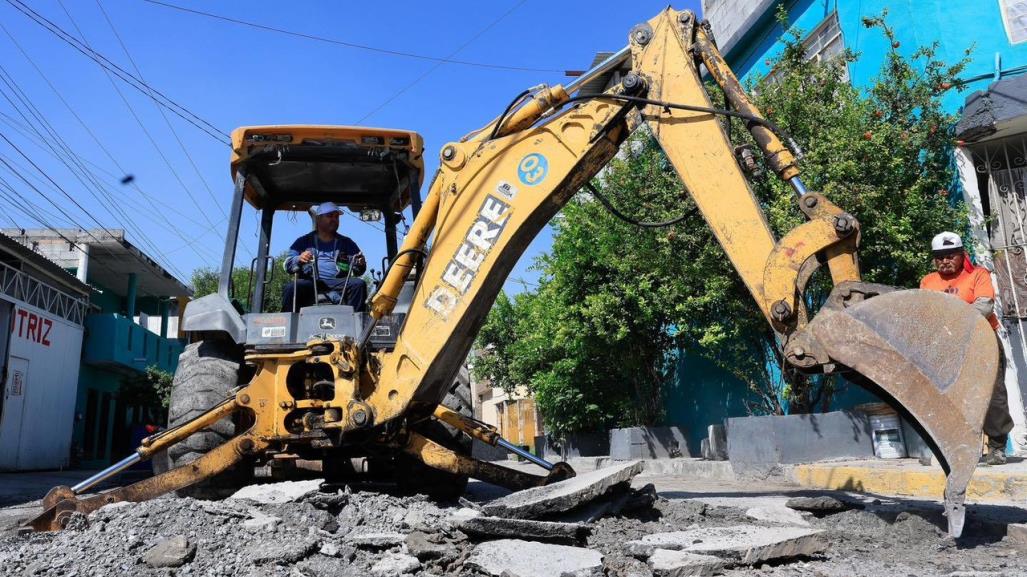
[319, 317, 335, 330]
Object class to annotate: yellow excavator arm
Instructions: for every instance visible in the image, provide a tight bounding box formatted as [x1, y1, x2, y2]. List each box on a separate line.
[366, 9, 997, 537]
[29, 8, 997, 539]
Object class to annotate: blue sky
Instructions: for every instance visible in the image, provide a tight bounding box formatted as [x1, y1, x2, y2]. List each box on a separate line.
[0, 0, 699, 296]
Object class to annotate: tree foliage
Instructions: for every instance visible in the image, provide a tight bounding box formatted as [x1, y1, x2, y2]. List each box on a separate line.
[120, 365, 174, 410]
[473, 12, 969, 435]
[190, 252, 292, 312]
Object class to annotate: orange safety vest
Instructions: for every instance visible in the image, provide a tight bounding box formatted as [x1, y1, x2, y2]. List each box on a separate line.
[920, 265, 1000, 330]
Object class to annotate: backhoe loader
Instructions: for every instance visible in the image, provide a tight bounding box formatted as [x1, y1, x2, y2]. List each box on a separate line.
[29, 8, 1001, 538]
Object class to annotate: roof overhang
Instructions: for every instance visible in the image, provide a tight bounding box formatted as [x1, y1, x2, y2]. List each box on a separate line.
[957, 74, 1027, 144]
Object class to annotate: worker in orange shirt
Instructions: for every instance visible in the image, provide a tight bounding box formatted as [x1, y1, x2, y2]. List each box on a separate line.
[921, 232, 1012, 465]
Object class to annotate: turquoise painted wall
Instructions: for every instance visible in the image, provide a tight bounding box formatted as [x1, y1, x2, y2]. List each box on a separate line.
[664, 350, 756, 455]
[725, 0, 1027, 113]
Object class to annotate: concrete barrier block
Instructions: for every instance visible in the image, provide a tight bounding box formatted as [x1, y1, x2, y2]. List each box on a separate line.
[610, 427, 690, 459]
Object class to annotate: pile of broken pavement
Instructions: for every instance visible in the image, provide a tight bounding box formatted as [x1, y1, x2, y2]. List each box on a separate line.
[0, 460, 987, 577]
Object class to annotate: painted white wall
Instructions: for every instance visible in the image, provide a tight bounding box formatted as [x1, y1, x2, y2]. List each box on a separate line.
[0, 296, 84, 470]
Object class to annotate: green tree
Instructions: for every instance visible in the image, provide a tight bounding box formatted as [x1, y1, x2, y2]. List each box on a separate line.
[475, 12, 970, 433]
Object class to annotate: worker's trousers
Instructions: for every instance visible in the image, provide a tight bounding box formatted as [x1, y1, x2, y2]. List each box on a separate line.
[985, 334, 1014, 450]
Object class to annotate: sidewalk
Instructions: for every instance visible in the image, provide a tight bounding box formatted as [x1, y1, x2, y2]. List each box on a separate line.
[505, 456, 1027, 503]
[790, 457, 1027, 502]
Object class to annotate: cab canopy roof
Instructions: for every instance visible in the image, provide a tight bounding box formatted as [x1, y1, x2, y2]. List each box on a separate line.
[230, 125, 424, 213]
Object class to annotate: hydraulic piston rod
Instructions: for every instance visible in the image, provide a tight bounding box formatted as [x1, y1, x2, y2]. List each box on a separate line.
[70, 453, 142, 495]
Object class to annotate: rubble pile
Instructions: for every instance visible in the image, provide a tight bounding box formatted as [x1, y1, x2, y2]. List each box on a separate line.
[0, 461, 1020, 577]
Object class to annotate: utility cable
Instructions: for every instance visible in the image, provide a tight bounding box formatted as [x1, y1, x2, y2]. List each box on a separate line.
[0, 109, 223, 263]
[356, 0, 528, 123]
[0, 58, 190, 279]
[53, 0, 246, 265]
[143, 0, 565, 74]
[558, 93, 804, 159]
[0, 130, 172, 277]
[5, 0, 230, 145]
[94, 0, 228, 220]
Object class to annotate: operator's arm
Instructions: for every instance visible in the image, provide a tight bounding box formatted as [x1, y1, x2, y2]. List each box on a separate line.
[972, 268, 996, 318]
[284, 235, 311, 275]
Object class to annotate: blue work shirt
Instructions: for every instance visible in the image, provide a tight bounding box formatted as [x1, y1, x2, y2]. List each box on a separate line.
[284, 232, 361, 289]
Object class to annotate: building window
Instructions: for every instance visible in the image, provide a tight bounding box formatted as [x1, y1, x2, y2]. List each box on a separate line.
[765, 13, 849, 85]
[1000, 0, 1027, 45]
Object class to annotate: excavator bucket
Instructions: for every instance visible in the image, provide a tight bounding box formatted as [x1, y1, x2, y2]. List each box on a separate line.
[804, 284, 1001, 538]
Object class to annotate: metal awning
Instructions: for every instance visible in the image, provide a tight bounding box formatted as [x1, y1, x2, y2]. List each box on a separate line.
[0, 229, 191, 298]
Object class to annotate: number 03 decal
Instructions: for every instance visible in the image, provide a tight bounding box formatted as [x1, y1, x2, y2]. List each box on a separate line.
[517, 153, 548, 186]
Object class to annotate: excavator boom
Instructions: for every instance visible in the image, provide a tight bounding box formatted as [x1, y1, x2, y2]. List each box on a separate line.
[30, 7, 999, 539]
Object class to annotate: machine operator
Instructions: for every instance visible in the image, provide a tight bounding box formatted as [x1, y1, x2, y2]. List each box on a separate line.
[281, 202, 367, 312]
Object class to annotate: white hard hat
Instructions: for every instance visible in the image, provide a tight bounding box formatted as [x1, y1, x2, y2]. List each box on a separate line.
[931, 231, 963, 252]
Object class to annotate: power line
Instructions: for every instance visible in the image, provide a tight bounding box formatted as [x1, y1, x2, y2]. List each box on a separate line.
[0, 108, 225, 243]
[0, 130, 177, 278]
[93, 0, 227, 221]
[4, 0, 230, 146]
[357, 0, 528, 123]
[143, 0, 565, 74]
[52, 0, 243, 262]
[0, 55, 190, 280]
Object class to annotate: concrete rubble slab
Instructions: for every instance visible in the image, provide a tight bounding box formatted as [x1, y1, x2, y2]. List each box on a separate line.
[466, 539, 604, 577]
[344, 530, 407, 549]
[625, 525, 827, 564]
[648, 549, 725, 577]
[457, 515, 587, 543]
[482, 460, 644, 519]
[745, 506, 810, 527]
[228, 479, 322, 504]
[142, 535, 196, 568]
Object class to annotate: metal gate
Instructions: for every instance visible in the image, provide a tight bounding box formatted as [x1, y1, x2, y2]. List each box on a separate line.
[971, 135, 1027, 440]
[972, 136, 1027, 323]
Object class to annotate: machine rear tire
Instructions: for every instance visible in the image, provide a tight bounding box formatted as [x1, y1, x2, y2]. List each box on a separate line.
[155, 339, 250, 498]
[396, 366, 473, 500]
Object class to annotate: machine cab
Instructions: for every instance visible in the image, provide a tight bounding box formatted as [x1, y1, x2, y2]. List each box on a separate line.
[182, 125, 425, 350]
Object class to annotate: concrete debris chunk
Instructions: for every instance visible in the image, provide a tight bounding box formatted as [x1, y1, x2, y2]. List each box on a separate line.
[247, 536, 319, 565]
[745, 506, 810, 527]
[1006, 523, 1027, 550]
[371, 552, 421, 576]
[142, 535, 195, 568]
[785, 496, 852, 514]
[648, 549, 725, 577]
[482, 460, 644, 519]
[625, 526, 827, 564]
[457, 516, 587, 543]
[405, 531, 450, 560]
[446, 507, 482, 527]
[229, 479, 322, 504]
[344, 530, 407, 549]
[241, 510, 281, 532]
[466, 539, 604, 577]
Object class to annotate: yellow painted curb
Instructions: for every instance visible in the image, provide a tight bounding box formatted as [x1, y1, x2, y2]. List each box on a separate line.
[791, 462, 1027, 502]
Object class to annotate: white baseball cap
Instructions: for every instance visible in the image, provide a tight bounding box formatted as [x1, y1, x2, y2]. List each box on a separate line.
[315, 202, 343, 216]
[931, 231, 963, 253]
